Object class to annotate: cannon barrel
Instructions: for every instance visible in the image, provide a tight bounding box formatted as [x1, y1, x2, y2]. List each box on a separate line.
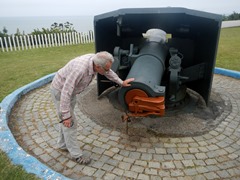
[118, 42, 168, 112]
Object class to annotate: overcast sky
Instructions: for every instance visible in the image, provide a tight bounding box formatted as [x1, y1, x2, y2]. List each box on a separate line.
[1, 0, 239, 17]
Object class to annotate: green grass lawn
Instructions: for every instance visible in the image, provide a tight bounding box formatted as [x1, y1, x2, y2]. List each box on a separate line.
[0, 43, 94, 101]
[216, 27, 240, 71]
[0, 27, 239, 179]
[0, 151, 40, 180]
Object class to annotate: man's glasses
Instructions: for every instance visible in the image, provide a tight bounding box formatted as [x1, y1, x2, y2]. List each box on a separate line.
[102, 66, 110, 73]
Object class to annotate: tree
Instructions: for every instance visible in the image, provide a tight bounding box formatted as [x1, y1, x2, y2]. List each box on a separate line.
[3, 27, 8, 35]
[59, 23, 64, 31]
[31, 21, 76, 35]
[15, 28, 22, 36]
[228, 11, 240, 20]
[222, 11, 240, 21]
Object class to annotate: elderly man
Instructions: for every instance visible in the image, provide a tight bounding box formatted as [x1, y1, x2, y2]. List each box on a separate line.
[50, 51, 134, 165]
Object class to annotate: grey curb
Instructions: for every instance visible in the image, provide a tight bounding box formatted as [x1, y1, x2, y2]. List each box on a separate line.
[0, 67, 239, 179]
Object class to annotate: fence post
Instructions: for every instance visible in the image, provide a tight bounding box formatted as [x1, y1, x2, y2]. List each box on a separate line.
[27, 35, 31, 49]
[74, 32, 78, 44]
[41, 34, 45, 48]
[84, 33, 88, 43]
[49, 34, 52, 47]
[8, 36, 13, 51]
[37, 35, 41, 48]
[86, 33, 90, 43]
[51, 34, 55, 47]
[23, 35, 28, 50]
[68, 33, 71, 45]
[63, 33, 66, 46]
[77, 33, 80, 44]
[16, 36, 20, 51]
[44, 34, 48, 47]
[56, 33, 60, 46]
[88, 31, 92, 42]
[4, 37, 9, 52]
[75, 32, 78, 44]
[69, 33, 72, 45]
[89, 30, 94, 42]
[34, 35, 38, 48]
[12, 35, 17, 51]
[60, 33, 63, 46]
[72, 32, 76, 44]
[80, 32, 83, 44]
[84, 32, 86, 43]
[54, 33, 58, 46]
[71, 32, 75, 45]
[19, 36, 24, 50]
[47, 34, 51, 47]
[66, 33, 69, 45]
[30, 35, 35, 49]
[0, 37, 4, 52]
[83, 33, 87, 44]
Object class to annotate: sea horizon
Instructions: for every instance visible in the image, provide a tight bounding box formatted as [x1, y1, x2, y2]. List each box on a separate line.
[0, 15, 94, 35]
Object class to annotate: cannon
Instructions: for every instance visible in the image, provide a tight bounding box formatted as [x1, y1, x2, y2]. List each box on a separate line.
[94, 7, 222, 117]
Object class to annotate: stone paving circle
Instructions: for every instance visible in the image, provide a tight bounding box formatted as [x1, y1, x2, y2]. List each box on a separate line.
[5, 72, 239, 180]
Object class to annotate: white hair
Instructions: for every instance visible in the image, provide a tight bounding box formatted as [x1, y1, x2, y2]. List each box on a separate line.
[92, 51, 114, 67]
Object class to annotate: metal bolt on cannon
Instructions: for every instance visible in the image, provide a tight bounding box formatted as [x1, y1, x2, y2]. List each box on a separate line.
[94, 7, 222, 128]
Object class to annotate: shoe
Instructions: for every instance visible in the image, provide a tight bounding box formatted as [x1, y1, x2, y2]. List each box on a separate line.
[53, 145, 68, 152]
[58, 147, 68, 152]
[75, 156, 91, 165]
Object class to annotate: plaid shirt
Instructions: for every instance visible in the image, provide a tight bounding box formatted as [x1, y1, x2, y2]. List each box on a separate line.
[51, 54, 123, 120]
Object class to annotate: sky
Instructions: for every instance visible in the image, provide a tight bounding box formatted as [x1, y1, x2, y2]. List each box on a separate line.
[0, 0, 240, 17]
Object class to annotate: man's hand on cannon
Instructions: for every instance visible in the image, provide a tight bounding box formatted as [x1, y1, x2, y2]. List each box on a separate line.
[122, 78, 135, 87]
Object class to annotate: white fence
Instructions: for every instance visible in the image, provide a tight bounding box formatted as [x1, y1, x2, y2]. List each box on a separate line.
[0, 31, 94, 52]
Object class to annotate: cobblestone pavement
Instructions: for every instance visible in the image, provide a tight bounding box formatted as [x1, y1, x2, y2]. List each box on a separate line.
[9, 74, 240, 180]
